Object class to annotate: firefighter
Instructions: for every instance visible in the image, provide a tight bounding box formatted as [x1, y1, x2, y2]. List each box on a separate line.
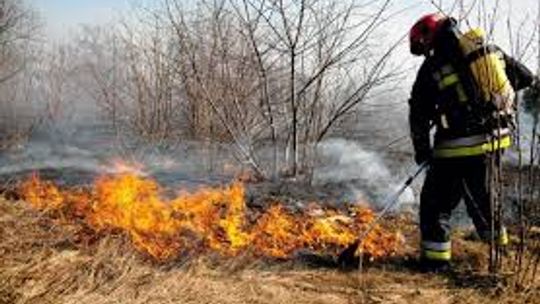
[408, 13, 538, 271]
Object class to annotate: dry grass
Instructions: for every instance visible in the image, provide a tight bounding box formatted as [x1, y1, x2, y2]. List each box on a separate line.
[1, 197, 539, 304]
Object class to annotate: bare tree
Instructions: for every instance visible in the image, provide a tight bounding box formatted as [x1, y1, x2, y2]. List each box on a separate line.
[156, 0, 398, 179]
[72, 0, 398, 180]
[76, 21, 185, 145]
[0, 0, 39, 149]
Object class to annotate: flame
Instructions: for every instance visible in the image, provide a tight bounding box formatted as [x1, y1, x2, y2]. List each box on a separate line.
[105, 159, 147, 176]
[19, 173, 64, 210]
[18, 173, 402, 261]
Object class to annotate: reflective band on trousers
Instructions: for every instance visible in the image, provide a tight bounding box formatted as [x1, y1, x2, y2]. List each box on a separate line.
[422, 240, 451, 251]
[422, 241, 451, 261]
[423, 250, 452, 261]
[499, 227, 509, 246]
[434, 135, 511, 158]
[480, 227, 509, 246]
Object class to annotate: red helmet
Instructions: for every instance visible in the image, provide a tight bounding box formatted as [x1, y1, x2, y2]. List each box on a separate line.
[409, 13, 447, 56]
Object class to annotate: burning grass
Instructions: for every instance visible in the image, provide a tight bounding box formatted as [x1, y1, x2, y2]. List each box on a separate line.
[2, 172, 540, 304]
[2, 195, 539, 304]
[17, 173, 403, 261]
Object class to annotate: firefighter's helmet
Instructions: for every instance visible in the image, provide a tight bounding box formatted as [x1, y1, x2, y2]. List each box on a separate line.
[409, 13, 447, 56]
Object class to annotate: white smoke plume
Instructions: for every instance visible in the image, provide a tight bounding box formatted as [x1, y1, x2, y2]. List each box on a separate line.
[313, 138, 416, 210]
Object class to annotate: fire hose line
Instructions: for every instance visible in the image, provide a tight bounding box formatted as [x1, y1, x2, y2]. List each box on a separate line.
[340, 161, 429, 264]
[366, 123, 434, 233]
[357, 161, 429, 243]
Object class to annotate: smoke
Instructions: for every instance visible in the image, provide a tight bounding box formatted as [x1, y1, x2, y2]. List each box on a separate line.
[0, 121, 237, 188]
[313, 138, 416, 210]
[1, 113, 422, 211]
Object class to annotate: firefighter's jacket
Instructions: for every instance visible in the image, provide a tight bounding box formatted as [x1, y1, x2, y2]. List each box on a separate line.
[409, 33, 534, 160]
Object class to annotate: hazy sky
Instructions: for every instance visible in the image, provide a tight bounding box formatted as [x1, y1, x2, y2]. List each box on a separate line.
[29, 0, 537, 70]
[30, 0, 536, 38]
[30, 0, 133, 38]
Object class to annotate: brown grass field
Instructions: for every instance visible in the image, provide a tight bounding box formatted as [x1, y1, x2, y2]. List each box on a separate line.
[1, 196, 539, 304]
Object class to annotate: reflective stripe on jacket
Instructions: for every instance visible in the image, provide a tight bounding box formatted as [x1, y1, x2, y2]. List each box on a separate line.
[433, 133, 511, 158]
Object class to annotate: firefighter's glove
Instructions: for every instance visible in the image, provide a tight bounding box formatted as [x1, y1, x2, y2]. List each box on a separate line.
[414, 150, 432, 166]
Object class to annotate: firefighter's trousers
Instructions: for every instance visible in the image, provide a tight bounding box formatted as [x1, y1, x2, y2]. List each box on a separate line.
[419, 155, 507, 262]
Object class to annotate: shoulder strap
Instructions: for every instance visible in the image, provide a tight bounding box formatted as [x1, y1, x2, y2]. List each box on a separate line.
[465, 45, 498, 63]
